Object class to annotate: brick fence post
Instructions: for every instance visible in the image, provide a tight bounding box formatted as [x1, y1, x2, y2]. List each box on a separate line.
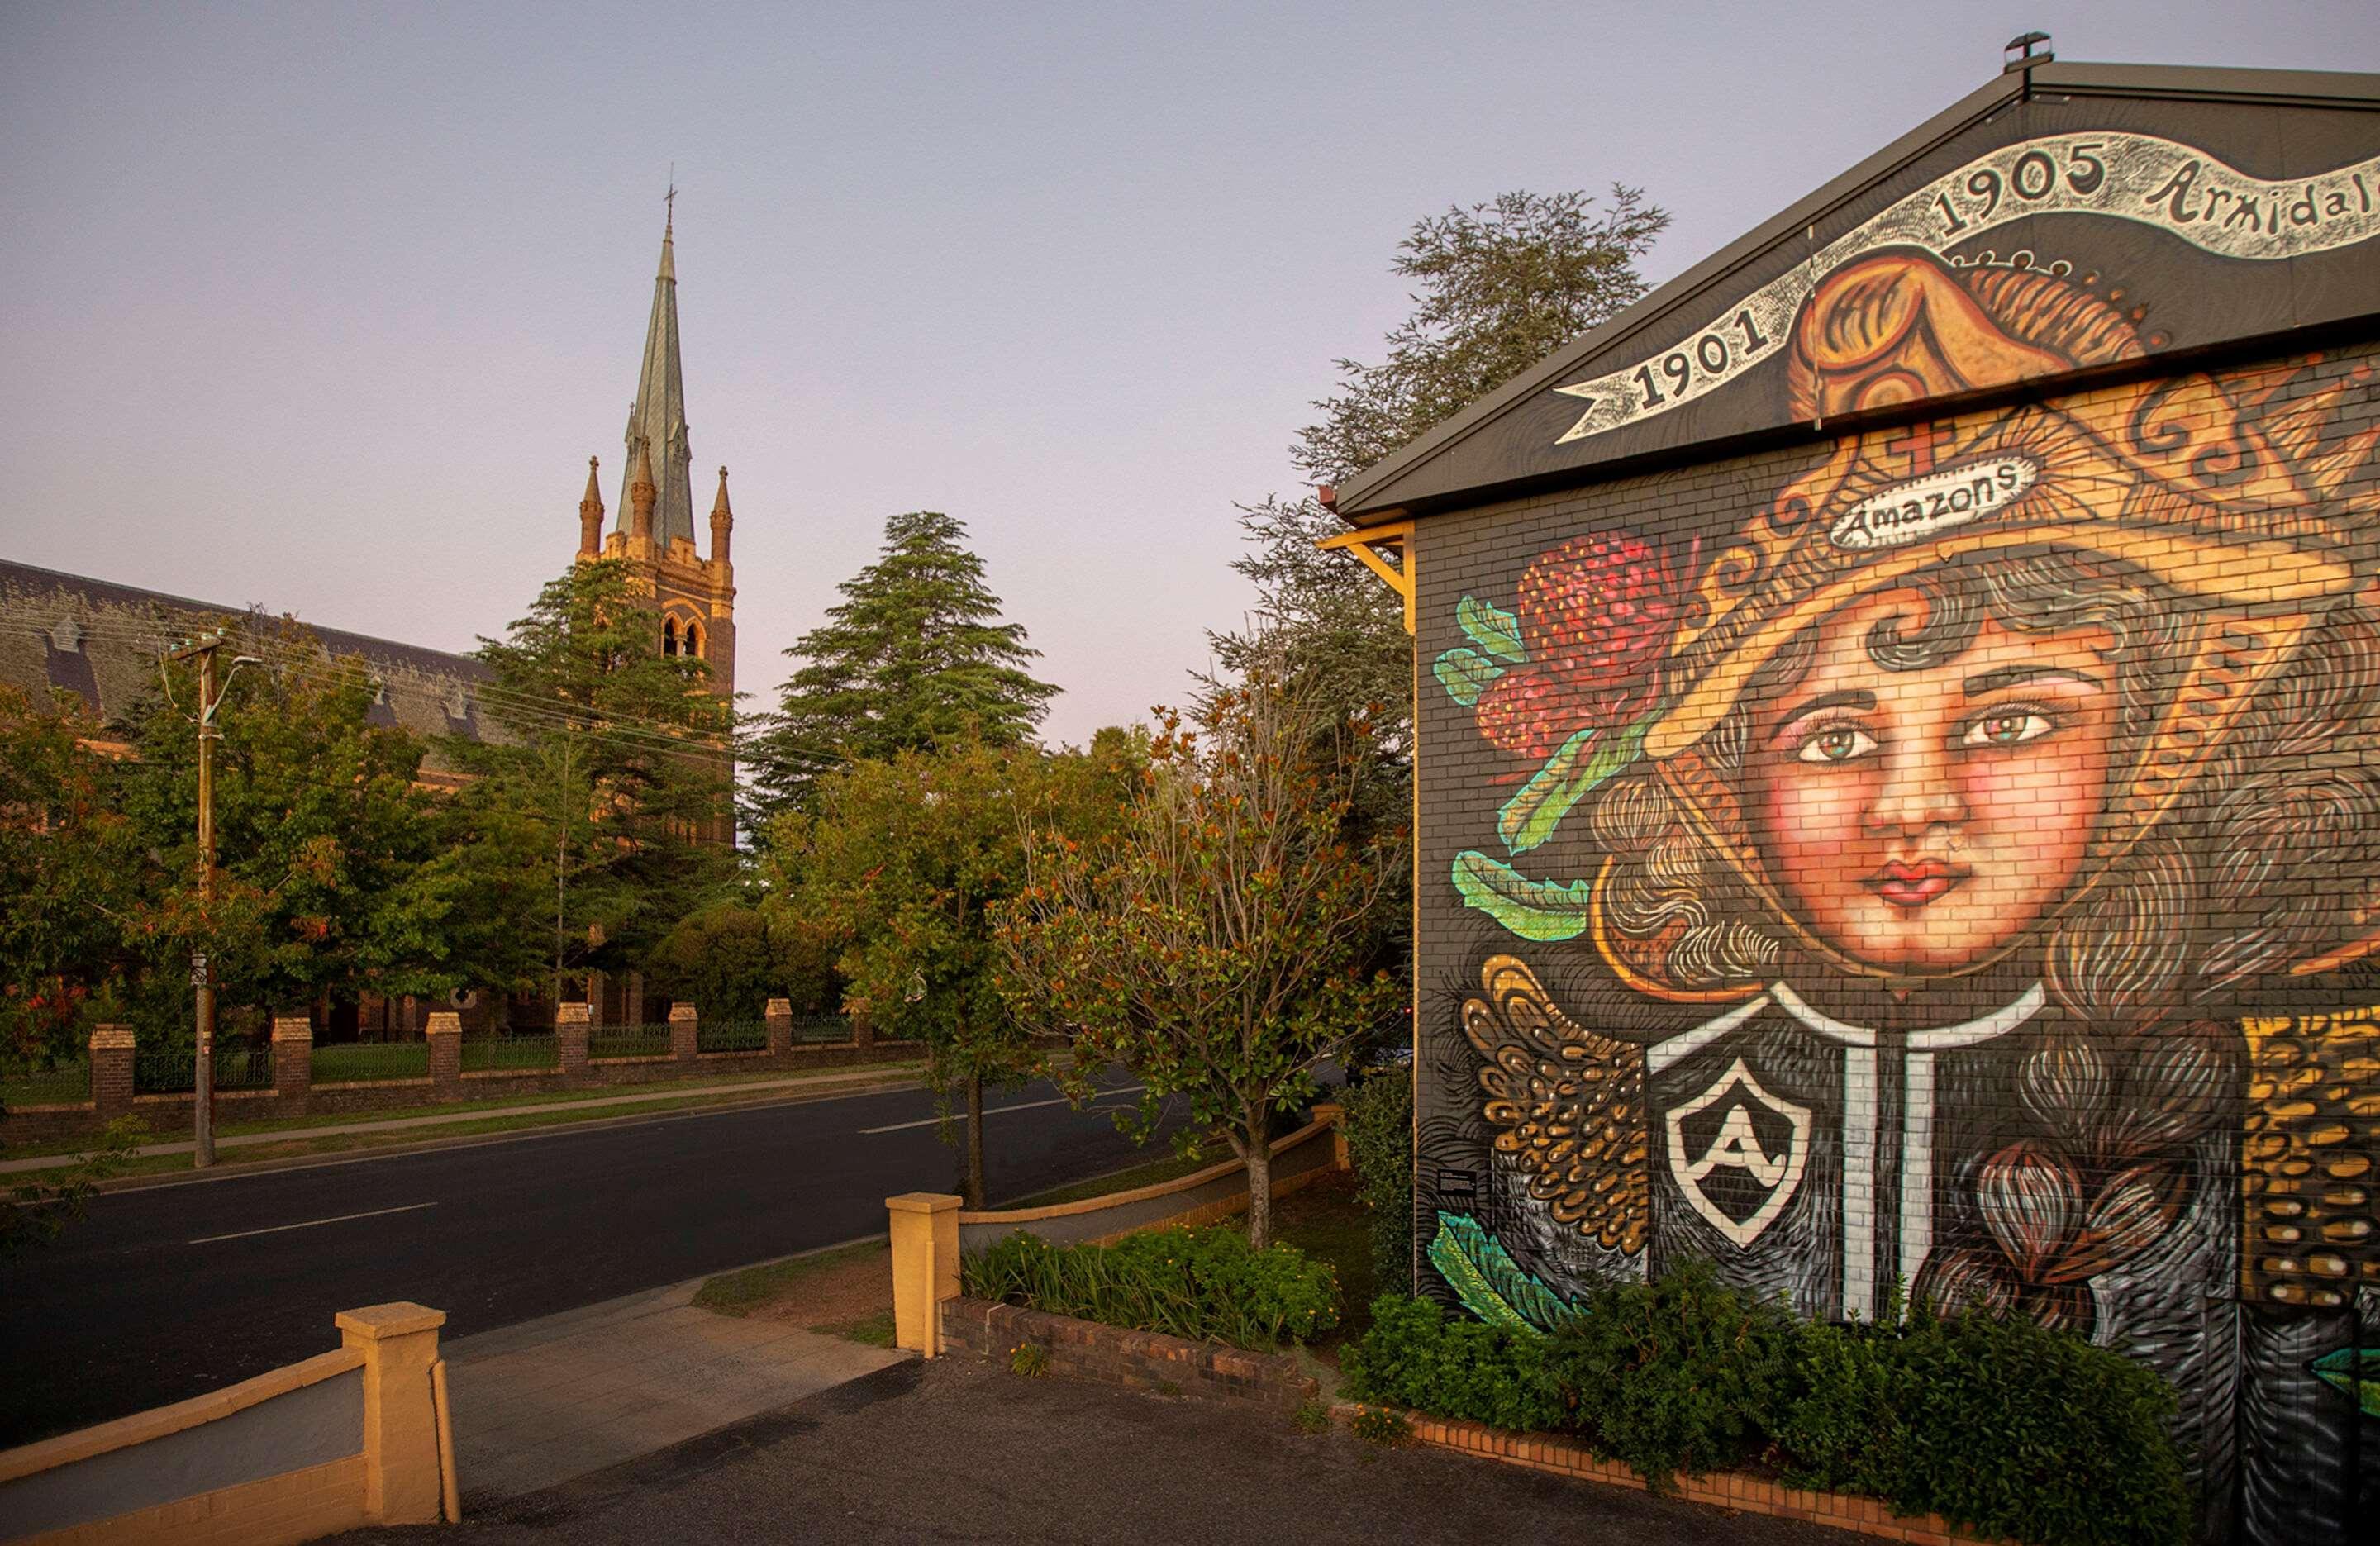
[556, 1001, 592, 1086]
[273, 1015, 314, 1116]
[764, 997, 793, 1060]
[425, 1011, 461, 1098]
[88, 1025, 135, 1119]
[669, 1002, 699, 1064]
[846, 997, 875, 1054]
[336, 1301, 449, 1525]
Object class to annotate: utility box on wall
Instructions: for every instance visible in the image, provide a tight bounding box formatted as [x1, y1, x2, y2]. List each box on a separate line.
[1327, 62, 2380, 1546]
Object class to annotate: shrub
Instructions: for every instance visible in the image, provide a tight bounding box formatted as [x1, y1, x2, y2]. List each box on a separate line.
[1339, 1068, 1414, 1295]
[962, 1225, 1340, 1349]
[1785, 1311, 2191, 1546]
[1348, 1272, 2192, 1546]
[1543, 1261, 1800, 1489]
[1007, 1341, 1050, 1377]
[1350, 1406, 1411, 1444]
[1339, 1294, 1566, 1431]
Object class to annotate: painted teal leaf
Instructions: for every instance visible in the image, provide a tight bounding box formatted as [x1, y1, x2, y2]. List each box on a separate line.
[1497, 719, 1649, 856]
[1427, 1211, 1575, 1334]
[1433, 647, 1503, 707]
[1451, 851, 1593, 942]
[1457, 597, 1527, 664]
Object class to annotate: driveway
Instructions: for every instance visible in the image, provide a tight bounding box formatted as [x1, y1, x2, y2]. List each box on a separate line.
[348, 1353, 1861, 1546]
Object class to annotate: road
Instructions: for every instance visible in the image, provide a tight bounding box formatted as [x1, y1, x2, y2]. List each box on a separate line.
[0, 1073, 1179, 1447]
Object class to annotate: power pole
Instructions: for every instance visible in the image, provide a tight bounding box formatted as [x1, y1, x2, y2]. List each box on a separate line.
[167, 634, 257, 1169]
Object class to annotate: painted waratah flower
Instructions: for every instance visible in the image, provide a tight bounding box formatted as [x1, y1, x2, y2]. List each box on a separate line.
[1473, 531, 1681, 759]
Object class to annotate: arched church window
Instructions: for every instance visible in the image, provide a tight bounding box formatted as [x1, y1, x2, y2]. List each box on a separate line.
[685, 622, 702, 658]
[663, 618, 678, 656]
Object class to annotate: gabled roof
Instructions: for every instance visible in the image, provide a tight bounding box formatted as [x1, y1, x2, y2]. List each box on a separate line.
[1331, 61, 2380, 524]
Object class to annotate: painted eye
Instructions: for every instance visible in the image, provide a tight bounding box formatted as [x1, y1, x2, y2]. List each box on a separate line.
[1962, 711, 2054, 748]
[1796, 727, 1877, 763]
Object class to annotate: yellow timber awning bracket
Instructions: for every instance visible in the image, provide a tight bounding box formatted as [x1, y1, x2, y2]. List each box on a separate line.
[1317, 520, 1416, 635]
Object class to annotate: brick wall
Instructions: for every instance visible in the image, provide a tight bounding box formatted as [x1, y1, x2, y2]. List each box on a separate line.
[1409, 323, 2380, 1534]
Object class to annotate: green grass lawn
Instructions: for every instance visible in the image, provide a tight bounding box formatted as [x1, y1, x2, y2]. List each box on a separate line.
[994, 1145, 1221, 1210]
[692, 1239, 889, 1317]
[309, 1043, 430, 1084]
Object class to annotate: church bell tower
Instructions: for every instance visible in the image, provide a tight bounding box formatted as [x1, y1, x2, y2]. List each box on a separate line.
[572, 197, 737, 705]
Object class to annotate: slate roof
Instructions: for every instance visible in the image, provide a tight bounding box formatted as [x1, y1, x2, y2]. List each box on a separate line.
[0, 558, 493, 759]
[1330, 61, 2380, 524]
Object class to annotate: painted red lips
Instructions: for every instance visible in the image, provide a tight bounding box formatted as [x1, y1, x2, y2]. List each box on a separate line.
[1866, 859, 1969, 908]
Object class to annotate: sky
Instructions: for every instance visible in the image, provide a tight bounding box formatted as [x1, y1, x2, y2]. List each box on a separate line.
[4, 1, 2376, 747]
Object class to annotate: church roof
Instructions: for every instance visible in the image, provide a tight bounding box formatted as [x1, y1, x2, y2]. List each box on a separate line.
[0, 559, 493, 761]
[617, 213, 697, 547]
[1328, 60, 2380, 525]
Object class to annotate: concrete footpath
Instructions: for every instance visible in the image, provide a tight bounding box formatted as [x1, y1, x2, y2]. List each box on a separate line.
[347, 1352, 1860, 1546]
[0, 1065, 923, 1176]
[441, 1279, 908, 1504]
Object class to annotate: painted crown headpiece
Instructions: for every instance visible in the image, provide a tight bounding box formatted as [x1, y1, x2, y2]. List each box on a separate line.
[1618, 250, 2380, 986]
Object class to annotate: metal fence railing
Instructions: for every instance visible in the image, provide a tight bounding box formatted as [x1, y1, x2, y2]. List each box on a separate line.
[788, 1014, 852, 1045]
[460, 1032, 559, 1073]
[136, 1043, 276, 1094]
[696, 1019, 768, 1054]
[588, 1025, 672, 1061]
[1, 1058, 91, 1107]
[309, 1041, 431, 1085]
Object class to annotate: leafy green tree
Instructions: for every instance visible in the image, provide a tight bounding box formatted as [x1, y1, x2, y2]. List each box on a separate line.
[116, 625, 471, 1033]
[1210, 188, 1671, 1016]
[0, 685, 138, 1083]
[457, 559, 738, 1000]
[648, 901, 842, 1020]
[749, 511, 1056, 823]
[768, 735, 1089, 1205]
[999, 654, 1403, 1248]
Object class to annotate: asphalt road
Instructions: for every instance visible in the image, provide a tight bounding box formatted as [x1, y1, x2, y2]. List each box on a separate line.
[0, 1073, 1179, 1447]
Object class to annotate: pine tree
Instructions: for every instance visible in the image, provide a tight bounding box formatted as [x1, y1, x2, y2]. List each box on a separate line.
[455, 559, 737, 999]
[748, 511, 1056, 822]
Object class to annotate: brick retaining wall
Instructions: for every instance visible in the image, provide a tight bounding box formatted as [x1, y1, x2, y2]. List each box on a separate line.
[1337, 1403, 2018, 1546]
[939, 1297, 1319, 1413]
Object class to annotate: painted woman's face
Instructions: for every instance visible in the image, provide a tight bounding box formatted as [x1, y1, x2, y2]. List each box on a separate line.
[1749, 585, 2120, 973]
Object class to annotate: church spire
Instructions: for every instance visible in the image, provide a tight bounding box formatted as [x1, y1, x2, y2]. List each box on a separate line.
[578, 455, 605, 556]
[616, 194, 694, 547]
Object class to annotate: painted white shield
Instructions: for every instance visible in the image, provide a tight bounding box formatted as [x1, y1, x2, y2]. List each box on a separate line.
[1664, 1058, 1813, 1248]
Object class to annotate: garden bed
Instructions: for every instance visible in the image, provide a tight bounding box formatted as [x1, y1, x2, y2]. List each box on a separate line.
[941, 1296, 1321, 1411]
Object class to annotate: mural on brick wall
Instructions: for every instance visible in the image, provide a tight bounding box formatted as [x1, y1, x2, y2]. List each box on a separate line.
[1423, 248, 2380, 1539]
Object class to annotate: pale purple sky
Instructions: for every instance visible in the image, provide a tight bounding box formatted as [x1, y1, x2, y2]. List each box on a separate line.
[5, 2, 2374, 745]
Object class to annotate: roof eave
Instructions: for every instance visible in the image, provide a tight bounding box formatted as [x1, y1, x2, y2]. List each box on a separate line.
[1329, 60, 2380, 525]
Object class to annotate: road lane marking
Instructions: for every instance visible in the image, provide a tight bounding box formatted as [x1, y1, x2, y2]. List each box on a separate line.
[859, 1087, 1147, 1135]
[187, 1201, 439, 1245]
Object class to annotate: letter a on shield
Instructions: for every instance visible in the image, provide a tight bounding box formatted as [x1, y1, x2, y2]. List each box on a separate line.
[1664, 1058, 1813, 1247]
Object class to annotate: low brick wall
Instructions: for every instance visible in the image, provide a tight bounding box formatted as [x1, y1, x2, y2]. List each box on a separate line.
[2, 1039, 921, 1147]
[1339, 1404, 2017, 1546]
[940, 1297, 1319, 1413]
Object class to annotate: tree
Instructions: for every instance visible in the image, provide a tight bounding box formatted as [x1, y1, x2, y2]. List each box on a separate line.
[0, 685, 138, 1083]
[1208, 188, 1671, 1017]
[457, 559, 738, 1000]
[748, 511, 1056, 823]
[115, 624, 473, 1031]
[998, 653, 1403, 1247]
[767, 736, 1088, 1205]
[648, 901, 840, 1020]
